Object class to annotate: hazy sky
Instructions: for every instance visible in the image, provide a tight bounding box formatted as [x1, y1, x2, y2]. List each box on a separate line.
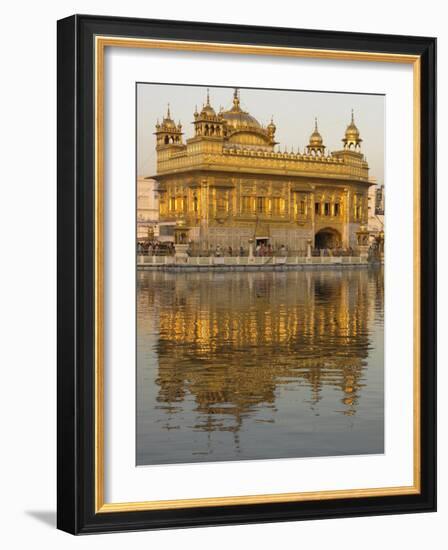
[137, 83, 384, 183]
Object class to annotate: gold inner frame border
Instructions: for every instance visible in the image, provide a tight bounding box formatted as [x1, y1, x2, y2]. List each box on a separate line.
[94, 35, 421, 514]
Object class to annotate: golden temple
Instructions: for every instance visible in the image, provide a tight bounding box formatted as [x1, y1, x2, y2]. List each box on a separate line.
[152, 88, 372, 251]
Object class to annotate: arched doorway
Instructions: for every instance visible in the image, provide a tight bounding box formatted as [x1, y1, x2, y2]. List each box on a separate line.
[315, 227, 342, 250]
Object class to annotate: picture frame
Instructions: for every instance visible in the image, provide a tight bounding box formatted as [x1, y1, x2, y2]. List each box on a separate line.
[57, 14, 436, 534]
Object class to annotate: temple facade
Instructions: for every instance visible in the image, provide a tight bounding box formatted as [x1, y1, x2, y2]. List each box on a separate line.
[152, 89, 373, 252]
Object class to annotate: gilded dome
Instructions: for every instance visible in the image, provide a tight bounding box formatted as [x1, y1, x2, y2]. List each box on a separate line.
[200, 89, 216, 117]
[343, 110, 362, 149]
[221, 89, 262, 130]
[345, 111, 360, 139]
[201, 104, 216, 116]
[163, 118, 176, 129]
[345, 124, 359, 139]
[309, 118, 323, 146]
[162, 104, 176, 129]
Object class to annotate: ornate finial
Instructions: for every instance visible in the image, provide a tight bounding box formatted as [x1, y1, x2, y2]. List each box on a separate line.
[343, 109, 362, 149]
[206, 88, 210, 106]
[306, 116, 325, 155]
[167, 103, 171, 118]
[267, 115, 276, 136]
[233, 88, 240, 109]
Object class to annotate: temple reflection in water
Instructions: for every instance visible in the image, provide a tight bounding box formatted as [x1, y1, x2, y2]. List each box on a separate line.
[137, 269, 384, 465]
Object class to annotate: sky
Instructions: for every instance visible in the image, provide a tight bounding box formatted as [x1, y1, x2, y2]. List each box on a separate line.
[137, 83, 384, 184]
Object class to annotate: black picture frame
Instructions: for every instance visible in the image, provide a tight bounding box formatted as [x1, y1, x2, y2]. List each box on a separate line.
[57, 14, 436, 534]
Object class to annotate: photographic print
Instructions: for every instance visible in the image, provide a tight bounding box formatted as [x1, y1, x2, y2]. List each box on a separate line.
[136, 84, 385, 466]
[58, 16, 436, 533]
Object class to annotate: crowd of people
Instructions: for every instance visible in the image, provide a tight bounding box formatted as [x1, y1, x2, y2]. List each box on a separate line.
[137, 240, 361, 257]
[137, 240, 175, 256]
[315, 246, 355, 257]
[208, 243, 286, 257]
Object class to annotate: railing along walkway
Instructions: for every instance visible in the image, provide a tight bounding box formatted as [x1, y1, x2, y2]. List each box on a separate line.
[137, 255, 368, 267]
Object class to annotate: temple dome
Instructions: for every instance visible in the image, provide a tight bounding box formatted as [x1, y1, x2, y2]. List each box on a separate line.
[345, 118, 360, 140]
[343, 110, 362, 149]
[199, 89, 216, 117]
[162, 104, 176, 129]
[163, 117, 176, 129]
[309, 118, 323, 146]
[201, 104, 216, 116]
[220, 89, 262, 130]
